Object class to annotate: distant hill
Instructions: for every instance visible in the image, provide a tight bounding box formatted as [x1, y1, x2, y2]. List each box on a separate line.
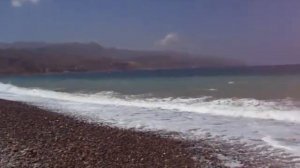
[0, 42, 244, 74]
[0, 42, 49, 49]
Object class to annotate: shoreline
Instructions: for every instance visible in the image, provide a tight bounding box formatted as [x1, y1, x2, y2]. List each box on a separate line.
[1, 64, 300, 78]
[0, 99, 299, 167]
[0, 99, 222, 167]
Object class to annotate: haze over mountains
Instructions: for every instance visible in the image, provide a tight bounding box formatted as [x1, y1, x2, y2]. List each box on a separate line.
[0, 42, 244, 74]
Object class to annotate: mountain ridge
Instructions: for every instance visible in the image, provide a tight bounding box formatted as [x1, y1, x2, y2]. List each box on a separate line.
[0, 42, 244, 75]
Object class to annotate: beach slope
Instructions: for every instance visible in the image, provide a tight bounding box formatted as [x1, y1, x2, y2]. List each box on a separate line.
[0, 99, 221, 167]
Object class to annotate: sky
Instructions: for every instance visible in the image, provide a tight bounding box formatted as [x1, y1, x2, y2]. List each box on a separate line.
[0, 0, 300, 65]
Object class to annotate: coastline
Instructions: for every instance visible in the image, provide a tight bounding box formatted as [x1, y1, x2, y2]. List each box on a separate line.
[0, 99, 299, 167]
[1, 64, 300, 78]
[0, 99, 222, 167]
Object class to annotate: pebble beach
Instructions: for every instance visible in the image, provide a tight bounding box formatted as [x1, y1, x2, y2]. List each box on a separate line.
[1, 99, 299, 168]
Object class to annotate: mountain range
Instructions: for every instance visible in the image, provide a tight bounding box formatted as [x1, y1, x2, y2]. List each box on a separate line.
[0, 42, 244, 74]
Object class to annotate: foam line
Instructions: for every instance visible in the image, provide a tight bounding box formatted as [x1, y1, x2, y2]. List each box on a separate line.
[1, 82, 300, 123]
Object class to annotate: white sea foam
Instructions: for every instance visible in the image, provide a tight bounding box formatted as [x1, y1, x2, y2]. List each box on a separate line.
[0, 82, 300, 123]
[1, 82, 300, 157]
[262, 136, 293, 151]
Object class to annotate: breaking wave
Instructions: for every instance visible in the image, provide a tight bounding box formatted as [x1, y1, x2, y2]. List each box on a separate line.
[1, 82, 300, 123]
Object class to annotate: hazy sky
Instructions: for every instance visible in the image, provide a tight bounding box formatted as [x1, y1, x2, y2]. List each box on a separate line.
[1, 0, 300, 65]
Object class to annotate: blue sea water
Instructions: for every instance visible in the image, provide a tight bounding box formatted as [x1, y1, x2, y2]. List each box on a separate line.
[1, 68, 300, 160]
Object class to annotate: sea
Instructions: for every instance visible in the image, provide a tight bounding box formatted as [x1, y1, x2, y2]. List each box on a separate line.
[1, 67, 300, 160]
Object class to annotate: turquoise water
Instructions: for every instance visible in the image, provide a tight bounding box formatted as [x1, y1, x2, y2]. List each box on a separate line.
[1, 71, 300, 100]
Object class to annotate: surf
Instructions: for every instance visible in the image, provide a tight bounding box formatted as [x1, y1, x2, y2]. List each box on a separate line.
[0, 82, 300, 123]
